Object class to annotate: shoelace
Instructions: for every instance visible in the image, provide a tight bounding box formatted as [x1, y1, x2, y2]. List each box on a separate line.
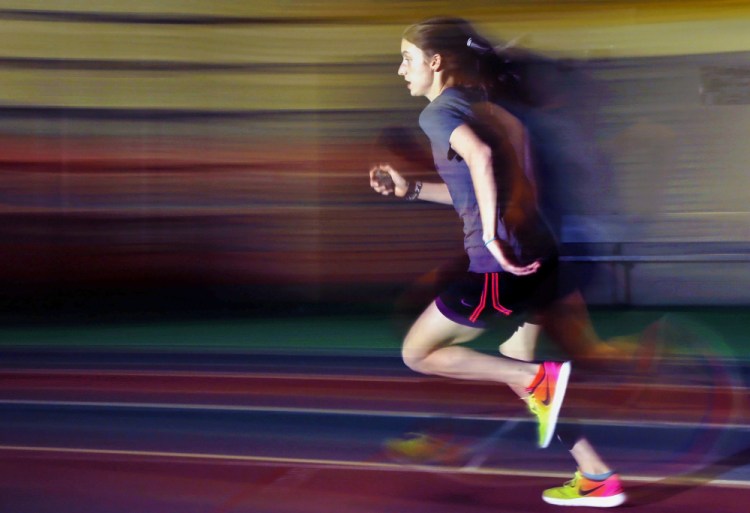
[526, 389, 543, 414]
[564, 474, 580, 489]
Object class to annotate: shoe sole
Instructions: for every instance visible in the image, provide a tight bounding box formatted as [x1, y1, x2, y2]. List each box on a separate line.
[541, 361, 571, 448]
[542, 492, 627, 508]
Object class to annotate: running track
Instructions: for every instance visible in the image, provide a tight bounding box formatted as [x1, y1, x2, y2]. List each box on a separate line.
[1, 349, 749, 513]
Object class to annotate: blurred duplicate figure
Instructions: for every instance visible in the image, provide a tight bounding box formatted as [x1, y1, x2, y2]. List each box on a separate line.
[369, 18, 628, 507]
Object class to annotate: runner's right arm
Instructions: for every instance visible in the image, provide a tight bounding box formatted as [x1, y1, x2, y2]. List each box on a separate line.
[369, 163, 453, 205]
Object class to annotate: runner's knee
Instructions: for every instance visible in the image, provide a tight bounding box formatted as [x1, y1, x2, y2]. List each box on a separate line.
[401, 340, 430, 374]
[401, 330, 447, 375]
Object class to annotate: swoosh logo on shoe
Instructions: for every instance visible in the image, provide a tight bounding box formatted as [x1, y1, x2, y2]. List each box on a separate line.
[540, 369, 552, 406]
[580, 484, 606, 496]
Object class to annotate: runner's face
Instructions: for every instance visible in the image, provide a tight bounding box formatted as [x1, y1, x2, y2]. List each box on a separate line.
[398, 39, 435, 98]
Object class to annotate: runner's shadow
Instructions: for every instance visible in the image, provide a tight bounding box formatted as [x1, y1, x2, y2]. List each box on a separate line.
[624, 444, 750, 507]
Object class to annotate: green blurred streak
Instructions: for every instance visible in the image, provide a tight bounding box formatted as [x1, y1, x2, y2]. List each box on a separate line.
[0, 309, 747, 359]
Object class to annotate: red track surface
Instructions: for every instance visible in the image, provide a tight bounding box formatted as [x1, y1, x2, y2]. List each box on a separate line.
[2, 447, 749, 513]
[1, 366, 748, 512]
[2, 369, 747, 425]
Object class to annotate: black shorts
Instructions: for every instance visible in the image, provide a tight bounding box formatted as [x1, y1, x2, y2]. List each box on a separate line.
[435, 258, 560, 329]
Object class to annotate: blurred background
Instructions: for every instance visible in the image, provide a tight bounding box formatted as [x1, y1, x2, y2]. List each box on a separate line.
[0, 0, 749, 324]
[1, 4, 749, 511]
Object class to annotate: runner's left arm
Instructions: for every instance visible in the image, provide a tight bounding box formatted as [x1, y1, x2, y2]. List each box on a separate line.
[449, 124, 540, 276]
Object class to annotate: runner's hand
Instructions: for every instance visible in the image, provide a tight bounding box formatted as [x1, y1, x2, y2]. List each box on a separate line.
[500, 258, 541, 276]
[369, 164, 409, 198]
[488, 241, 541, 276]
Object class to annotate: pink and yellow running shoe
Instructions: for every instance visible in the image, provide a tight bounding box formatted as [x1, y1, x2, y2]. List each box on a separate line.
[527, 361, 571, 448]
[542, 470, 627, 507]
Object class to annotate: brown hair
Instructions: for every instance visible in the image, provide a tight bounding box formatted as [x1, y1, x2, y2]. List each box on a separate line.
[402, 17, 485, 88]
[403, 17, 556, 106]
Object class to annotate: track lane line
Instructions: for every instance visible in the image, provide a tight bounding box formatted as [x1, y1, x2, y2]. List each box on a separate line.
[1, 444, 749, 489]
[1, 398, 748, 430]
[0, 367, 741, 393]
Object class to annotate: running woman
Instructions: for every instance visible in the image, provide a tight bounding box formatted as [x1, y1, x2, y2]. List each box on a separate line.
[369, 17, 626, 507]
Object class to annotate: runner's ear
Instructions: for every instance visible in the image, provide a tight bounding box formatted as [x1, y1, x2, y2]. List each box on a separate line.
[429, 53, 443, 72]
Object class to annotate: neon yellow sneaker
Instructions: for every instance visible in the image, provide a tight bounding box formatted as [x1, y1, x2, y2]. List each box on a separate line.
[542, 470, 627, 507]
[526, 361, 571, 448]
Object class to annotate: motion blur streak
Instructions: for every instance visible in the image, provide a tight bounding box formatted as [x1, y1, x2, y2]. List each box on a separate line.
[0, 2, 749, 312]
[0, 5, 749, 513]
